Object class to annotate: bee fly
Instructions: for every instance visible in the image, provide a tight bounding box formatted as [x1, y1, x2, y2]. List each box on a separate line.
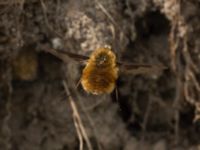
[44, 46, 166, 95]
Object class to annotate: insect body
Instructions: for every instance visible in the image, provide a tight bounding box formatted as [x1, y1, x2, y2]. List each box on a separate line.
[81, 47, 118, 94]
[44, 46, 166, 95]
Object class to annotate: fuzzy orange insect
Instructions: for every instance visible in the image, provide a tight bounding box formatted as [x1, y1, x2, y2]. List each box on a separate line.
[81, 47, 118, 94]
[44, 45, 166, 95]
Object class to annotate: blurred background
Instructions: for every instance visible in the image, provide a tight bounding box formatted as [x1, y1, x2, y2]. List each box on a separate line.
[0, 0, 200, 149]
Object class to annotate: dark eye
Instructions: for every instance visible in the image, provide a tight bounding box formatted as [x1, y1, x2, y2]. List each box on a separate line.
[96, 54, 106, 61]
[99, 55, 106, 61]
[95, 53, 109, 66]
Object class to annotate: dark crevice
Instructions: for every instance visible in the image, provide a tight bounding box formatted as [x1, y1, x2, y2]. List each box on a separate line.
[135, 10, 170, 39]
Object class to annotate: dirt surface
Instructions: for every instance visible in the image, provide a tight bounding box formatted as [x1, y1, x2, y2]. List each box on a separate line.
[0, 0, 200, 150]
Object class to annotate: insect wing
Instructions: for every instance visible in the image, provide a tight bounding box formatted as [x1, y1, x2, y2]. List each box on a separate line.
[118, 62, 167, 75]
[44, 48, 89, 64]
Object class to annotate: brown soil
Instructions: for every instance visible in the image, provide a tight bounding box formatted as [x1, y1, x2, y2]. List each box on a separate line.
[0, 0, 200, 150]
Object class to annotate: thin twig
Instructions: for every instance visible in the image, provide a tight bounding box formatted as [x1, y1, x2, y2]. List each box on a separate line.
[141, 96, 153, 141]
[95, 1, 118, 28]
[40, 0, 62, 38]
[95, 0, 125, 58]
[63, 81, 93, 150]
[76, 94, 103, 150]
[73, 113, 83, 150]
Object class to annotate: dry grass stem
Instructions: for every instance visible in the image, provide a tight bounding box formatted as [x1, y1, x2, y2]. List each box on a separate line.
[63, 81, 93, 150]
